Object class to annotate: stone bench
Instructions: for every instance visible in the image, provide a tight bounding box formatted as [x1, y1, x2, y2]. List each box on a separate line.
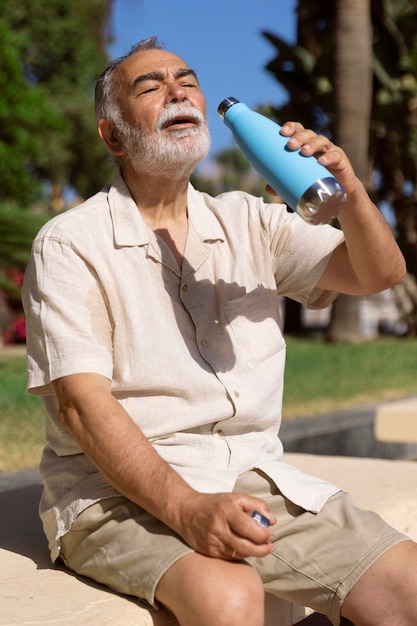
[2, 452, 417, 626]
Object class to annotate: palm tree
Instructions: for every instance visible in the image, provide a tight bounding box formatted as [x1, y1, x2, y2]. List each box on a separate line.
[326, 0, 373, 343]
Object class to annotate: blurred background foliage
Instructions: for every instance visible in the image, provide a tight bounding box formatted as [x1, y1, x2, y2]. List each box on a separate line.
[0, 0, 116, 208]
[0, 0, 116, 341]
[1, 0, 417, 345]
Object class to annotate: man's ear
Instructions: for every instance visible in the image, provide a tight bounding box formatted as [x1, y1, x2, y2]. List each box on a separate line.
[98, 119, 125, 156]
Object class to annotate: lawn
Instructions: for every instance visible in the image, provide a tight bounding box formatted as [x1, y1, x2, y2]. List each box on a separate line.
[283, 336, 417, 418]
[1, 337, 416, 472]
[0, 353, 46, 472]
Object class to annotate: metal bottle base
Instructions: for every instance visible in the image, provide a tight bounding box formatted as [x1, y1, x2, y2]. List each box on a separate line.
[297, 178, 347, 225]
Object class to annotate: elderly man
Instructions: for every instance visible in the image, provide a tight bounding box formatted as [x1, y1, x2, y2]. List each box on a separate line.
[23, 36, 417, 626]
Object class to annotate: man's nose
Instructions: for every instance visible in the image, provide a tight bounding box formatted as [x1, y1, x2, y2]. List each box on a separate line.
[166, 83, 187, 103]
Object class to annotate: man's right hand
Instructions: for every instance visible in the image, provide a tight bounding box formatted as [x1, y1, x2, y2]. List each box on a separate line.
[175, 491, 275, 560]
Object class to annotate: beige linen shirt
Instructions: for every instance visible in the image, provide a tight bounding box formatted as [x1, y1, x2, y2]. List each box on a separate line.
[23, 174, 344, 562]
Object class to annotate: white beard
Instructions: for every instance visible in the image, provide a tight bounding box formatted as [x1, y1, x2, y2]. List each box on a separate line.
[116, 103, 211, 179]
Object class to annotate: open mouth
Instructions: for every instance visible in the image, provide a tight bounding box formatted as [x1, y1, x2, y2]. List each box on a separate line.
[164, 116, 198, 129]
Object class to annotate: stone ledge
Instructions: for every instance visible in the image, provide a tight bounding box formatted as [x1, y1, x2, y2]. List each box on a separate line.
[2, 453, 417, 626]
[375, 396, 417, 444]
[281, 397, 417, 461]
[284, 453, 417, 540]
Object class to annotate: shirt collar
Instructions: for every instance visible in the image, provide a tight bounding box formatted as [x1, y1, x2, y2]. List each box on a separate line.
[108, 172, 225, 247]
[108, 173, 150, 247]
[186, 184, 225, 243]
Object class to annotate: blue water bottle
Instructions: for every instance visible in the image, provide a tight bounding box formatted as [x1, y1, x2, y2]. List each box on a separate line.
[217, 97, 346, 225]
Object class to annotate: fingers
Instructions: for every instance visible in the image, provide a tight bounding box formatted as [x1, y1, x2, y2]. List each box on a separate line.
[178, 492, 275, 561]
[226, 537, 273, 562]
[280, 121, 305, 136]
[280, 120, 335, 157]
[282, 125, 331, 157]
[279, 121, 358, 194]
[215, 495, 275, 561]
[226, 533, 274, 561]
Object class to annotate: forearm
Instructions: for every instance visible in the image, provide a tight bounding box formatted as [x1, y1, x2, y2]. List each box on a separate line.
[336, 179, 406, 293]
[280, 123, 406, 295]
[53, 374, 195, 533]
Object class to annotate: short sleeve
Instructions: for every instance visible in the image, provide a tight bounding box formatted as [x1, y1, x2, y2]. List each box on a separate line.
[22, 236, 113, 395]
[262, 205, 345, 308]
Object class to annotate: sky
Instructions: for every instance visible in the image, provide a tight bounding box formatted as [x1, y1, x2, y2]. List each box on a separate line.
[108, 0, 297, 163]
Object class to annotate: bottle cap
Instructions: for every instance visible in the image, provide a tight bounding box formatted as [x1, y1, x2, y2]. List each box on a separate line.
[217, 97, 240, 119]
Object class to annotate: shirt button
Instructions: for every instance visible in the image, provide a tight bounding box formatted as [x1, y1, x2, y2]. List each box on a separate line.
[234, 390, 240, 398]
[181, 284, 188, 292]
[214, 429, 225, 437]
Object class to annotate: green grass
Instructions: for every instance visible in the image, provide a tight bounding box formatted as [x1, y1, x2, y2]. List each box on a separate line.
[283, 336, 417, 419]
[1, 337, 417, 472]
[0, 353, 45, 472]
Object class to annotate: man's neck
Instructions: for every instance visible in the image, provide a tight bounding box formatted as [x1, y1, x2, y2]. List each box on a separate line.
[121, 166, 190, 228]
[121, 166, 191, 267]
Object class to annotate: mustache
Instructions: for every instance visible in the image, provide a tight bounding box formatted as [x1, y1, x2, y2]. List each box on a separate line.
[155, 103, 206, 131]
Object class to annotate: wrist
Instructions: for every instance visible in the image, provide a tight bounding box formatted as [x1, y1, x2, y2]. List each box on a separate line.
[162, 483, 201, 533]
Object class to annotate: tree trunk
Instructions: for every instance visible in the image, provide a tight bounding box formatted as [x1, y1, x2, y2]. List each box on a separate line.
[326, 0, 373, 343]
[326, 294, 362, 343]
[333, 0, 372, 180]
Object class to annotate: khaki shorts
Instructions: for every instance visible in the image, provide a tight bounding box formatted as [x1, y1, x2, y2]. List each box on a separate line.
[60, 470, 407, 625]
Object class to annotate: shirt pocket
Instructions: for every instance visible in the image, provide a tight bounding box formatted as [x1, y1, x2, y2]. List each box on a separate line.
[223, 285, 285, 369]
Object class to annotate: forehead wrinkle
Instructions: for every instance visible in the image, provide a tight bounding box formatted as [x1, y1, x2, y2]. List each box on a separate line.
[131, 67, 199, 91]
